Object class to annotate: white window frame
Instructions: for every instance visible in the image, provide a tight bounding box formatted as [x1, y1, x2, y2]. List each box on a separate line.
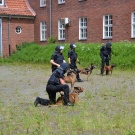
[103, 15, 113, 39]
[40, 0, 46, 7]
[0, 0, 4, 5]
[40, 22, 47, 41]
[131, 12, 135, 38]
[15, 26, 22, 34]
[79, 18, 87, 40]
[58, 0, 65, 4]
[58, 20, 65, 40]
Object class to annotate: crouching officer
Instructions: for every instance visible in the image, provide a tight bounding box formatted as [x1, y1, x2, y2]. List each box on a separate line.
[100, 42, 112, 75]
[50, 45, 66, 72]
[34, 63, 74, 106]
[68, 43, 83, 82]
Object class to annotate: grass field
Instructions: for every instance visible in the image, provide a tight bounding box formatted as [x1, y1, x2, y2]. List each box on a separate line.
[0, 64, 135, 135]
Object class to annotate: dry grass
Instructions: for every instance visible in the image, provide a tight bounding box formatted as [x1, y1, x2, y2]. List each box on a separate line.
[0, 64, 135, 135]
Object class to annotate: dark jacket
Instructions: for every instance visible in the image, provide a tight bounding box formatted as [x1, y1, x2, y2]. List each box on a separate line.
[100, 45, 112, 59]
[51, 52, 65, 70]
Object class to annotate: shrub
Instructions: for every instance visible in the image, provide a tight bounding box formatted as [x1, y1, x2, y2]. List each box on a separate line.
[48, 37, 56, 44]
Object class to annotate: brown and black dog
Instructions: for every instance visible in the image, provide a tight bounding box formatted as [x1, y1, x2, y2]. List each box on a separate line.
[104, 64, 115, 75]
[50, 86, 84, 106]
[64, 70, 76, 90]
[80, 63, 96, 81]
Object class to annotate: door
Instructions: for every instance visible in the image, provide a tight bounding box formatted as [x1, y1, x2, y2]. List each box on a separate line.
[0, 18, 2, 57]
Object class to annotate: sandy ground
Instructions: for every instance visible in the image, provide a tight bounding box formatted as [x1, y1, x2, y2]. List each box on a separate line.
[0, 64, 135, 106]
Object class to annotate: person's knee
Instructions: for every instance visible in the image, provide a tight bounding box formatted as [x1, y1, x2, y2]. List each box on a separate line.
[63, 84, 69, 89]
[63, 84, 69, 93]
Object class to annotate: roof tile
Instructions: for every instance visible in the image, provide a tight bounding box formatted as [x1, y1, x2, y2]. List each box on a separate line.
[0, 0, 36, 17]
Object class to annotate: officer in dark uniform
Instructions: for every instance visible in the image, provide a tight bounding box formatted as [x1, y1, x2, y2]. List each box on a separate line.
[100, 42, 112, 75]
[50, 45, 66, 72]
[34, 63, 74, 106]
[68, 43, 83, 82]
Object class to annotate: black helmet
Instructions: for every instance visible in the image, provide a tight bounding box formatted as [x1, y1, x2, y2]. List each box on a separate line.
[59, 63, 69, 73]
[106, 42, 112, 48]
[70, 43, 76, 49]
[55, 45, 64, 53]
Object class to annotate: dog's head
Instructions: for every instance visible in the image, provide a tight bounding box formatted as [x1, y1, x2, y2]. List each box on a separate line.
[111, 64, 115, 69]
[67, 70, 76, 76]
[90, 63, 96, 70]
[74, 87, 84, 93]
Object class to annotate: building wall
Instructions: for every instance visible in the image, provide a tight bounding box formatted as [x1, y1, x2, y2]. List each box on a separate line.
[2, 18, 34, 56]
[28, 0, 135, 44]
[28, 0, 50, 45]
[52, 0, 135, 43]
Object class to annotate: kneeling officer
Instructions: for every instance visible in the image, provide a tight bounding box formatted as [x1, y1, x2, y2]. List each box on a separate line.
[34, 63, 74, 106]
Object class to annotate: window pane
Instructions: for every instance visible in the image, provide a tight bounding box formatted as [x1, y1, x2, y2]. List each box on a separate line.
[0, 0, 2, 4]
[40, 22, 46, 41]
[105, 20, 108, 25]
[133, 25, 135, 36]
[79, 18, 87, 39]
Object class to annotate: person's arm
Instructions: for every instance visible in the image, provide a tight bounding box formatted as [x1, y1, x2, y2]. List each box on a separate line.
[50, 59, 60, 67]
[59, 78, 66, 95]
[59, 78, 66, 84]
[67, 51, 71, 64]
[68, 58, 71, 64]
[77, 59, 80, 64]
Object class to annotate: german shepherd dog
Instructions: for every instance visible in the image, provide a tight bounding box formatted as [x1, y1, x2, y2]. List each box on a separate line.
[64, 70, 76, 90]
[51, 86, 84, 106]
[80, 63, 96, 81]
[104, 64, 115, 75]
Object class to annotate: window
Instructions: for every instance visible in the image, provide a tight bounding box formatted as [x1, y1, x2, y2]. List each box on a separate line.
[40, 0, 46, 7]
[58, 0, 65, 4]
[103, 15, 112, 39]
[0, 0, 4, 5]
[15, 26, 22, 34]
[131, 12, 135, 38]
[58, 20, 65, 40]
[79, 18, 87, 40]
[40, 22, 46, 41]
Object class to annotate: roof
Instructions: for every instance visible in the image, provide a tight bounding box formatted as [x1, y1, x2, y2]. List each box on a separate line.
[0, 0, 36, 17]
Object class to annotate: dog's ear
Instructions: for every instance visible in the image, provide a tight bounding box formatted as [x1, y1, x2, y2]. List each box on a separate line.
[74, 87, 79, 90]
[111, 64, 115, 68]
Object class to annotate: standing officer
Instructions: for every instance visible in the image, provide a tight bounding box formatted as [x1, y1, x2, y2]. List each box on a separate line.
[100, 42, 112, 75]
[68, 43, 83, 82]
[34, 63, 74, 106]
[50, 45, 66, 72]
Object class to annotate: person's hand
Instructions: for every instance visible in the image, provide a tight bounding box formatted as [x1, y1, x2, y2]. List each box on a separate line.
[60, 91, 64, 96]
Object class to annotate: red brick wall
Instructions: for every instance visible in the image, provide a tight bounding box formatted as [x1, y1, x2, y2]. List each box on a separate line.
[28, 0, 135, 44]
[28, 0, 50, 45]
[2, 18, 34, 56]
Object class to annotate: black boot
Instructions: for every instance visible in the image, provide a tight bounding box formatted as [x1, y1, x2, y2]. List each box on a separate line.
[77, 78, 84, 82]
[34, 97, 50, 107]
[34, 97, 40, 107]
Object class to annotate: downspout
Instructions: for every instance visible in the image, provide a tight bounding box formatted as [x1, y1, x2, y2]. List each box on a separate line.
[8, 15, 11, 56]
[50, 0, 52, 37]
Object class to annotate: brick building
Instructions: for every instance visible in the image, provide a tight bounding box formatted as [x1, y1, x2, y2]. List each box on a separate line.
[1, 0, 135, 56]
[0, 0, 35, 57]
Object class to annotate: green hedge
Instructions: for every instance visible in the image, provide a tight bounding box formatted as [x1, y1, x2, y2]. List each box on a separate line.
[0, 41, 135, 69]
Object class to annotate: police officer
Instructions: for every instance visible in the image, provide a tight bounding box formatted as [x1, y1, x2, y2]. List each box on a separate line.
[100, 42, 112, 75]
[68, 43, 83, 82]
[50, 45, 66, 72]
[34, 63, 74, 106]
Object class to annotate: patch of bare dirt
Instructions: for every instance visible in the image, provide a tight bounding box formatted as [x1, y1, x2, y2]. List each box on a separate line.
[0, 64, 135, 106]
